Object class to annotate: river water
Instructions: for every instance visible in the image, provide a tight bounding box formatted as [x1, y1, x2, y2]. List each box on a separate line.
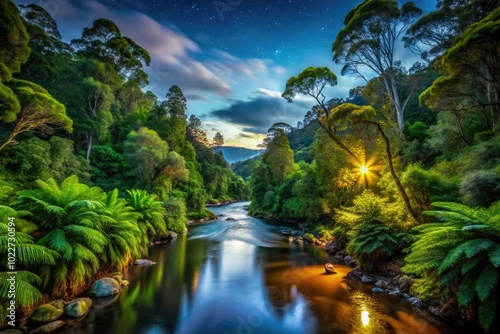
[65, 202, 461, 334]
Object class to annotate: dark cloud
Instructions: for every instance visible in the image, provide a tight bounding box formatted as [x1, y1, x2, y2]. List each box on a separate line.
[239, 133, 253, 138]
[211, 96, 305, 134]
[185, 94, 208, 101]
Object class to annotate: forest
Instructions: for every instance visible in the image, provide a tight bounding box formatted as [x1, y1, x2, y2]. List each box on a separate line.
[1, 0, 500, 332]
[234, 0, 500, 331]
[0, 0, 248, 326]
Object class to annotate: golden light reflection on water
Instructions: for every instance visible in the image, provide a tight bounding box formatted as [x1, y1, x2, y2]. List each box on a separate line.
[361, 310, 370, 326]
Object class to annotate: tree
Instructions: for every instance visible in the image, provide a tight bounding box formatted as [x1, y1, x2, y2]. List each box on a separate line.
[420, 8, 500, 131]
[261, 124, 295, 185]
[332, 0, 422, 135]
[404, 0, 499, 61]
[124, 127, 169, 191]
[0, 78, 73, 153]
[13, 176, 108, 298]
[0, 0, 30, 74]
[71, 18, 151, 85]
[212, 131, 224, 151]
[98, 189, 142, 270]
[187, 114, 209, 147]
[165, 85, 188, 152]
[282, 67, 362, 164]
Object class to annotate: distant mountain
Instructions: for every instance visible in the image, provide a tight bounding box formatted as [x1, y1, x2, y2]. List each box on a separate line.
[220, 146, 262, 163]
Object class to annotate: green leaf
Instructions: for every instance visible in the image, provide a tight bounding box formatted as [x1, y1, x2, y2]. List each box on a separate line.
[478, 296, 497, 332]
[488, 244, 500, 267]
[476, 264, 499, 302]
[457, 275, 476, 306]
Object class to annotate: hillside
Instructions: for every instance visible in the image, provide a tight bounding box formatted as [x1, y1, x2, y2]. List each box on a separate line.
[219, 146, 262, 163]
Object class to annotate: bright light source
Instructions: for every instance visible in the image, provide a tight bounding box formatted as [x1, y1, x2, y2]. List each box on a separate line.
[361, 310, 370, 326]
[360, 166, 369, 174]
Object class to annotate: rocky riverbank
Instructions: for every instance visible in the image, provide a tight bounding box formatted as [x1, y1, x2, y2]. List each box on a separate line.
[281, 227, 468, 328]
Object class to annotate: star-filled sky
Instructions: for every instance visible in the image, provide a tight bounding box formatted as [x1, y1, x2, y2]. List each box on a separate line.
[14, 0, 437, 148]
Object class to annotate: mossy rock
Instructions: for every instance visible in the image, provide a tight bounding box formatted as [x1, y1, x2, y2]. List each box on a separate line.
[90, 277, 121, 297]
[64, 298, 92, 318]
[30, 304, 63, 323]
[121, 280, 130, 286]
[28, 320, 65, 333]
[48, 299, 65, 310]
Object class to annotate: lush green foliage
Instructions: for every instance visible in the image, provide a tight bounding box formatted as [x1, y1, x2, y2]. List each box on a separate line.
[403, 202, 500, 331]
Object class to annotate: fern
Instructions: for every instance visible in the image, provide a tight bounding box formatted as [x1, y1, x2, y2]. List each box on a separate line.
[403, 201, 500, 331]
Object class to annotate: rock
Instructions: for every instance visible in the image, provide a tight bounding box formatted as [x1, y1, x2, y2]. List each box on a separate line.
[90, 277, 121, 297]
[280, 228, 291, 235]
[121, 279, 130, 286]
[64, 298, 92, 318]
[346, 268, 363, 280]
[48, 299, 65, 310]
[303, 234, 314, 243]
[169, 231, 178, 239]
[108, 272, 123, 280]
[407, 297, 422, 307]
[402, 293, 412, 299]
[133, 259, 156, 266]
[30, 304, 64, 323]
[375, 279, 392, 290]
[28, 321, 65, 334]
[0, 330, 22, 334]
[361, 275, 375, 284]
[389, 289, 401, 296]
[324, 263, 337, 274]
[343, 255, 353, 265]
[428, 306, 441, 316]
[179, 229, 188, 234]
[398, 275, 414, 293]
[372, 287, 384, 293]
[325, 242, 340, 254]
[225, 217, 236, 221]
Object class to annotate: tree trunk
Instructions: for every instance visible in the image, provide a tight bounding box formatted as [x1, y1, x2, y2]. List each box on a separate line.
[85, 132, 93, 160]
[358, 120, 422, 224]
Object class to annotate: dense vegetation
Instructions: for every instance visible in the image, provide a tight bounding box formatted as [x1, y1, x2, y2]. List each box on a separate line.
[0, 1, 247, 325]
[240, 0, 500, 331]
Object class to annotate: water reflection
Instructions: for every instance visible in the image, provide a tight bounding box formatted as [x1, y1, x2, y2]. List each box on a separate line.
[70, 202, 460, 334]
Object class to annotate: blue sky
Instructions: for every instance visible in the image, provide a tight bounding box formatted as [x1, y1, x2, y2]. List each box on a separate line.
[15, 0, 437, 148]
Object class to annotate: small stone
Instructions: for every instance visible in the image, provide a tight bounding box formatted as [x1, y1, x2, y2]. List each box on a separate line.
[389, 289, 401, 296]
[428, 306, 441, 316]
[28, 320, 65, 333]
[407, 297, 422, 307]
[133, 259, 156, 266]
[169, 231, 178, 239]
[361, 275, 375, 284]
[121, 279, 130, 286]
[375, 279, 393, 290]
[372, 287, 384, 293]
[402, 293, 412, 299]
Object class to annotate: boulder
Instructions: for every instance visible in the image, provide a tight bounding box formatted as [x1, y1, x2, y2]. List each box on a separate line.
[133, 259, 156, 266]
[64, 298, 92, 318]
[90, 277, 121, 297]
[169, 231, 178, 239]
[398, 275, 414, 293]
[30, 304, 64, 323]
[360, 275, 375, 284]
[121, 279, 130, 286]
[372, 287, 384, 293]
[225, 217, 236, 221]
[28, 320, 65, 334]
[324, 263, 337, 274]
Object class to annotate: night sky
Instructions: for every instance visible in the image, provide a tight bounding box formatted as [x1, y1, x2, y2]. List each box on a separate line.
[14, 0, 437, 148]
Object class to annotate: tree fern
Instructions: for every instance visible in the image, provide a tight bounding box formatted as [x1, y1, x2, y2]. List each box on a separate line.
[403, 201, 500, 331]
[14, 175, 107, 298]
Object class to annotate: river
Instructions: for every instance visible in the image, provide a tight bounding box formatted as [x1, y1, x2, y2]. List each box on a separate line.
[65, 202, 461, 334]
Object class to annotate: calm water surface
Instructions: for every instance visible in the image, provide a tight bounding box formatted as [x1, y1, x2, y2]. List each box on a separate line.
[63, 202, 461, 334]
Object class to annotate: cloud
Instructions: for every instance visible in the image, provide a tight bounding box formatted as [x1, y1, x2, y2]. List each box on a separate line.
[211, 95, 307, 134]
